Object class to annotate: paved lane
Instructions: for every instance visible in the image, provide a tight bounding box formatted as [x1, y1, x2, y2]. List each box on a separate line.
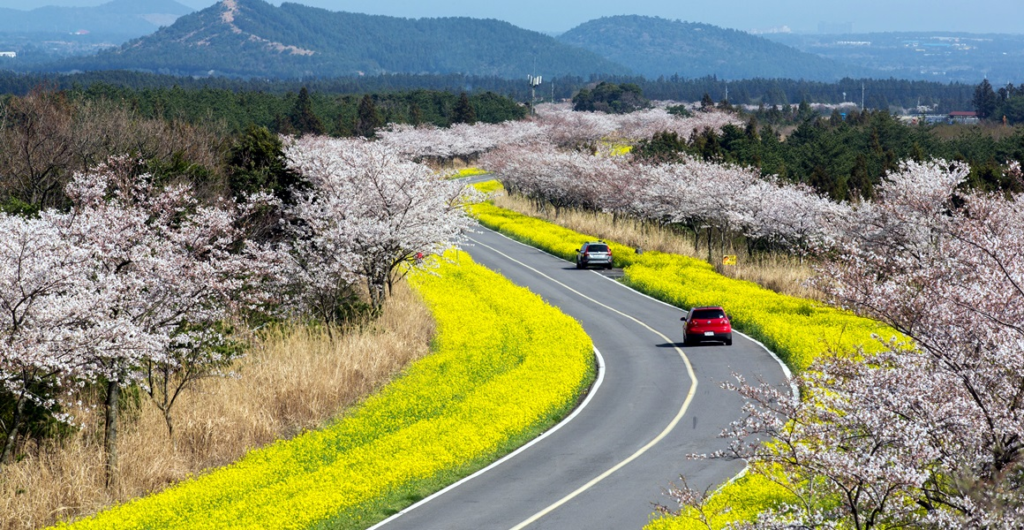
[376, 224, 791, 530]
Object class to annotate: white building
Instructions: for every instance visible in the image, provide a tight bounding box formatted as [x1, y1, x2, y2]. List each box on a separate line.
[0, 52, 16, 58]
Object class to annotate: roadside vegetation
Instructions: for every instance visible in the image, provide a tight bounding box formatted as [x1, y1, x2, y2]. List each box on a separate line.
[2, 285, 433, 530]
[57, 252, 594, 530]
[490, 190, 817, 299]
[470, 185, 890, 372]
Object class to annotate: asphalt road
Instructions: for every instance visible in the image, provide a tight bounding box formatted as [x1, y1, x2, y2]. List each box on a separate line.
[374, 224, 792, 530]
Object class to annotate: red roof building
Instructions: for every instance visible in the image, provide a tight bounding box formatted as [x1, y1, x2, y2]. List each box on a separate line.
[948, 111, 979, 124]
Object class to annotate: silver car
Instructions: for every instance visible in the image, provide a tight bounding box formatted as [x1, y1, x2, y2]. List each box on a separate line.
[575, 242, 613, 269]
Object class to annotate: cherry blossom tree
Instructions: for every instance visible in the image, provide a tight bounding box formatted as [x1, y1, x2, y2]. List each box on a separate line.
[377, 121, 547, 166]
[63, 157, 288, 481]
[480, 140, 841, 257]
[666, 160, 1024, 528]
[0, 213, 112, 463]
[0, 156, 287, 482]
[285, 136, 474, 314]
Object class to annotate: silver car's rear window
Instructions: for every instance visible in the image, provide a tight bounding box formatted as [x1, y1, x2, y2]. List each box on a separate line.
[586, 244, 609, 252]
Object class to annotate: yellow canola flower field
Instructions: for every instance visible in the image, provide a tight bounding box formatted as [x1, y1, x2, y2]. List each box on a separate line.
[646, 467, 802, 530]
[449, 167, 490, 179]
[470, 195, 892, 372]
[468, 181, 901, 529]
[57, 252, 595, 530]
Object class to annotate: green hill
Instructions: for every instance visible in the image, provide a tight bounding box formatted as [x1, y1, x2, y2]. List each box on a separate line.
[558, 15, 871, 81]
[52, 0, 630, 79]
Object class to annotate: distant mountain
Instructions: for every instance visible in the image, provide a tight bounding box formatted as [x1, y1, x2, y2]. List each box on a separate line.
[764, 32, 1024, 84]
[558, 15, 870, 81]
[52, 0, 630, 79]
[0, 0, 192, 37]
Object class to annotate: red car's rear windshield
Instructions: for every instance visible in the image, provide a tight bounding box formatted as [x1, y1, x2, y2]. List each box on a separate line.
[692, 309, 726, 320]
[586, 244, 609, 252]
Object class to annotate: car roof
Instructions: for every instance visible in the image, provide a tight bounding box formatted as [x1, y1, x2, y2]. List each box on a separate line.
[690, 306, 725, 311]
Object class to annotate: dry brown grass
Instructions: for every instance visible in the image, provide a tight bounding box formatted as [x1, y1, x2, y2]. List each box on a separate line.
[0, 282, 434, 530]
[493, 192, 819, 299]
[929, 122, 1020, 141]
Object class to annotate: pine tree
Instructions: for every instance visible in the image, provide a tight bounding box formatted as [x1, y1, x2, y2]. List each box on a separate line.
[973, 79, 998, 120]
[355, 95, 382, 138]
[700, 92, 714, 111]
[289, 87, 325, 137]
[409, 103, 423, 126]
[227, 124, 305, 204]
[452, 92, 477, 125]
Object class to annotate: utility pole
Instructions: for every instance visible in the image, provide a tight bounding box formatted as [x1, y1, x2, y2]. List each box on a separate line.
[528, 75, 543, 114]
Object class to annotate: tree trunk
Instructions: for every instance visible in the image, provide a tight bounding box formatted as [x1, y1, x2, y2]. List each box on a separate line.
[104, 379, 120, 488]
[367, 275, 386, 315]
[163, 408, 176, 453]
[0, 391, 25, 465]
[707, 226, 713, 263]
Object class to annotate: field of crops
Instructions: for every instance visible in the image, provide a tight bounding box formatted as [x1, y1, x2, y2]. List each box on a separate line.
[57, 252, 595, 530]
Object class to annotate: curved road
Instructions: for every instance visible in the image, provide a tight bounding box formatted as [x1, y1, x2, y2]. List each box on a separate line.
[376, 224, 792, 529]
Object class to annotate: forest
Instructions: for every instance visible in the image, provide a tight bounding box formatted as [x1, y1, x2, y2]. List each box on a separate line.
[0, 70, 982, 113]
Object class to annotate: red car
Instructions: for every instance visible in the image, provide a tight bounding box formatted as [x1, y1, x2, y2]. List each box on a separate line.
[681, 306, 732, 346]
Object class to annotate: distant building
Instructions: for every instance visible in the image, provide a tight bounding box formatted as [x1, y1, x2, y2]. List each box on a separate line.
[949, 111, 980, 124]
[0, 52, 15, 58]
[749, 25, 792, 35]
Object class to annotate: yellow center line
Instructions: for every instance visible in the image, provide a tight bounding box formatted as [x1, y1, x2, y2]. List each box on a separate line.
[465, 236, 698, 529]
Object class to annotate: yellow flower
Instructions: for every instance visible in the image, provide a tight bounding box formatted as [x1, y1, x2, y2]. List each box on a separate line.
[57, 252, 594, 530]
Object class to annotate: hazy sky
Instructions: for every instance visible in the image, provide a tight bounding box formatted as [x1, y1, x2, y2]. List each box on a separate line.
[2, 0, 1023, 35]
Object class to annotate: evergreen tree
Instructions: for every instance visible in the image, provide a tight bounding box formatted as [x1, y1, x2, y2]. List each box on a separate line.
[744, 116, 760, 141]
[226, 124, 305, 204]
[634, 131, 686, 163]
[289, 87, 325, 136]
[849, 154, 874, 201]
[355, 95, 382, 138]
[973, 79, 998, 120]
[452, 92, 477, 125]
[409, 103, 423, 126]
[271, 113, 296, 136]
[700, 92, 714, 111]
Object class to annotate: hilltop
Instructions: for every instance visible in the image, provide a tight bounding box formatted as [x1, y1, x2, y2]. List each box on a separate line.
[558, 15, 870, 81]
[50, 0, 630, 79]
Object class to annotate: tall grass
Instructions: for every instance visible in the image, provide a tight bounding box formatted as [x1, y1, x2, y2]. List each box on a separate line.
[0, 283, 433, 530]
[492, 191, 818, 299]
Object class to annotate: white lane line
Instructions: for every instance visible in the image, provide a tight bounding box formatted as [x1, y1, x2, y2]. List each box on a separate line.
[473, 224, 798, 401]
[474, 224, 801, 519]
[588, 271, 799, 401]
[368, 347, 606, 529]
[461, 236, 699, 530]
